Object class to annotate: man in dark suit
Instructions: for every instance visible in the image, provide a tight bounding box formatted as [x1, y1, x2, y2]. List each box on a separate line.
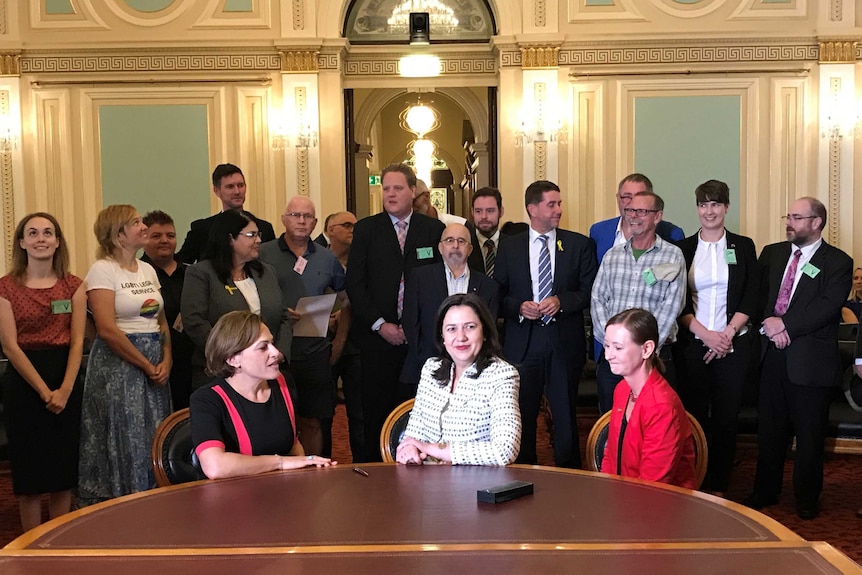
[467, 186, 509, 277]
[313, 212, 333, 248]
[744, 196, 852, 520]
[401, 223, 499, 395]
[176, 163, 276, 264]
[495, 180, 598, 468]
[345, 163, 445, 462]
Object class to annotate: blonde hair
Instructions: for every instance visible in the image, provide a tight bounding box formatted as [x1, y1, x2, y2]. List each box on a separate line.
[11, 212, 70, 281]
[93, 204, 138, 259]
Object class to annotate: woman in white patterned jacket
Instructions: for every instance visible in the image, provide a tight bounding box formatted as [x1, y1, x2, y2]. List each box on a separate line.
[396, 293, 521, 466]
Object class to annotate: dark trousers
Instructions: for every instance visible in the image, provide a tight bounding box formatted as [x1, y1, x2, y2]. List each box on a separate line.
[597, 346, 677, 414]
[358, 344, 408, 463]
[676, 332, 751, 492]
[332, 351, 364, 461]
[754, 345, 833, 505]
[514, 325, 582, 468]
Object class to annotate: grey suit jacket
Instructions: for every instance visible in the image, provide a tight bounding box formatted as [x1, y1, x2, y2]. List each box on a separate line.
[180, 259, 293, 369]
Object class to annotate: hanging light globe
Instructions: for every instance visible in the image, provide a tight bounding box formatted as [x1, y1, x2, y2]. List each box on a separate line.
[405, 104, 437, 137]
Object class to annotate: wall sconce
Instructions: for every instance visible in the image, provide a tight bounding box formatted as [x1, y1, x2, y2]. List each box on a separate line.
[0, 111, 20, 152]
[514, 106, 564, 148]
[270, 108, 318, 150]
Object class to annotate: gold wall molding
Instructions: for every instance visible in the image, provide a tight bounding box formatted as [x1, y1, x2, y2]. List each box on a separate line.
[521, 46, 559, 69]
[0, 0, 7, 35]
[534, 0, 546, 28]
[819, 41, 856, 63]
[500, 39, 821, 68]
[0, 53, 20, 76]
[344, 55, 496, 76]
[292, 0, 304, 30]
[280, 50, 318, 73]
[0, 89, 12, 269]
[21, 49, 281, 74]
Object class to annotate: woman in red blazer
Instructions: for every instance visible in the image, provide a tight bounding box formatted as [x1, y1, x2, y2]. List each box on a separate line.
[600, 308, 698, 489]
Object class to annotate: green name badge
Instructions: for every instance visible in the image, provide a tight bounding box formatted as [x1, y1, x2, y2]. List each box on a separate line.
[724, 248, 737, 265]
[642, 268, 657, 286]
[802, 262, 820, 278]
[51, 299, 72, 314]
[416, 247, 434, 260]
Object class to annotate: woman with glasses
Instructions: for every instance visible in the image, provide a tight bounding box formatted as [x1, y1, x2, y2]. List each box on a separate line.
[181, 210, 292, 392]
[674, 180, 759, 496]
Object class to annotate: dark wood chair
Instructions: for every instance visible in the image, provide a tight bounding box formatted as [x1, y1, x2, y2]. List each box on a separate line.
[151, 408, 205, 487]
[586, 410, 708, 488]
[379, 399, 415, 463]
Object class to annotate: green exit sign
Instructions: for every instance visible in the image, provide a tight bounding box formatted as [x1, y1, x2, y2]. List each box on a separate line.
[369, 175, 381, 185]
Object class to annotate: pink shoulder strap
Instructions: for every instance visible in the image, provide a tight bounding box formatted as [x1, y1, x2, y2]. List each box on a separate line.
[276, 372, 297, 441]
[211, 385, 253, 455]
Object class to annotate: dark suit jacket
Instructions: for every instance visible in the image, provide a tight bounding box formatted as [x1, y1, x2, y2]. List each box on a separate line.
[590, 216, 684, 263]
[314, 233, 329, 248]
[180, 259, 292, 368]
[676, 230, 759, 327]
[467, 224, 511, 275]
[400, 263, 500, 384]
[495, 229, 598, 365]
[177, 212, 276, 265]
[758, 240, 852, 387]
[346, 212, 445, 351]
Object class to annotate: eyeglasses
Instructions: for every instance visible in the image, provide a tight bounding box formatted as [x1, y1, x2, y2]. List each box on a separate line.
[781, 214, 817, 222]
[441, 237, 469, 246]
[330, 222, 354, 230]
[285, 212, 315, 220]
[240, 231, 262, 238]
[622, 208, 659, 217]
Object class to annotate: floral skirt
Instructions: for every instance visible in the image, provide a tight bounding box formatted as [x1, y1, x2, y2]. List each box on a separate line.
[77, 334, 171, 507]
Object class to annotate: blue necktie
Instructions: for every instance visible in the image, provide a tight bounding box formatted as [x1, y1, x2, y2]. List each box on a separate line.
[537, 235, 553, 324]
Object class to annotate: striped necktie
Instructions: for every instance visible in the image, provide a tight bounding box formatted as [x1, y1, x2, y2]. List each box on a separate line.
[537, 235, 553, 324]
[396, 220, 408, 318]
[484, 238, 495, 277]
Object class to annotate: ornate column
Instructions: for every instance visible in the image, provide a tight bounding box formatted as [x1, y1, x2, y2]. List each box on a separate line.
[517, 45, 563, 187]
[277, 49, 320, 205]
[0, 52, 21, 274]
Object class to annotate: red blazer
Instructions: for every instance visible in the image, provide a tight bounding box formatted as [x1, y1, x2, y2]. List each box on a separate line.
[600, 369, 698, 489]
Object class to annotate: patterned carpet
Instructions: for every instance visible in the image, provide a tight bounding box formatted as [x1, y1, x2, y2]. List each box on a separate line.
[0, 405, 860, 563]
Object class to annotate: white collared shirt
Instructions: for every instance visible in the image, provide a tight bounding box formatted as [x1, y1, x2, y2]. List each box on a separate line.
[612, 217, 627, 248]
[445, 264, 470, 295]
[781, 238, 822, 301]
[529, 227, 557, 302]
[690, 231, 729, 333]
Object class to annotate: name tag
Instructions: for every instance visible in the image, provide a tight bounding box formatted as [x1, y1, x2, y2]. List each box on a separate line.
[416, 247, 434, 259]
[802, 262, 820, 278]
[294, 256, 308, 275]
[724, 248, 737, 265]
[642, 268, 657, 286]
[51, 299, 72, 314]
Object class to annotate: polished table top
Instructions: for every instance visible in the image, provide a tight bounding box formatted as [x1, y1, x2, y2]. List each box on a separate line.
[3, 464, 859, 574]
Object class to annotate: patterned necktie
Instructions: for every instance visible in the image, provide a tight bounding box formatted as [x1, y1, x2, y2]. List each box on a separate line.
[484, 238, 495, 277]
[537, 235, 553, 324]
[774, 248, 802, 316]
[396, 220, 408, 318]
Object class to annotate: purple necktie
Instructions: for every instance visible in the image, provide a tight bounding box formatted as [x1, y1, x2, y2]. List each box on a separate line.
[774, 249, 802, 316]
[396, 220, 408, 318]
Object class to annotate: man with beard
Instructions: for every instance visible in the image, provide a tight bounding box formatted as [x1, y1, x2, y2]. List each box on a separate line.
[590, 191, 686, 414]
[744, 197, 851, 520]
[467, 187, 509, 278]
[401, 223, 499, 398]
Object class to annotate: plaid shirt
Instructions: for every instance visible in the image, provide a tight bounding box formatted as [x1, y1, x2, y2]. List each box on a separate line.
[590, 235, 686, 349]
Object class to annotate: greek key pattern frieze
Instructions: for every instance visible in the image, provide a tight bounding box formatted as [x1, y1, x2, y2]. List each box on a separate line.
[21, 53, 282, 73]
[317, 53, 340, 70]
[558, 44, 819, 65]
[345, 56, 495, 76]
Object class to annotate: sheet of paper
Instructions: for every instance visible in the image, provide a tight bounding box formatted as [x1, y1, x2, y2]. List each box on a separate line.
[292, 293, 338, 338]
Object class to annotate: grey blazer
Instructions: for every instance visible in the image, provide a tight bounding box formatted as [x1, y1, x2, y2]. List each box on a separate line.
[180, 259, 293, 369]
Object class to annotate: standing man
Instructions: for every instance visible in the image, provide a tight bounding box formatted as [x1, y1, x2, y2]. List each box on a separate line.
[260, 196, 349, 457]
[744, 197, 851, 520]
[314, 213, 333, 248]
[467, 186, 508, 277]
[495, 180, 597, 468]
[323, 210, 364, 460]
[590, 191, 686, 414]
[401, 223, 499, 396]
[590, 173, 685, 264]
[177, 163, 276, 264]
[346, 163, 445, 462]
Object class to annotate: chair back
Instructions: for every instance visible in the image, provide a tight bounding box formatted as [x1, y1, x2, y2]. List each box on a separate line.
[585, 409, 709, 489]
[379, 399, 415, 463]
[151, 408, 206, 487]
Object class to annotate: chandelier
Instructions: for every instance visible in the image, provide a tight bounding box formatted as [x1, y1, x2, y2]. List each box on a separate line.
[388, 0, 458, 33]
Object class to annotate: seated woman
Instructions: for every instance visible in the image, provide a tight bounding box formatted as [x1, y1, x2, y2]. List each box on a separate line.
[396, 293, 521, 466]
[842, 267, 862, 323]
[190, 311, 335, 479]
[600, 308, 697, 489]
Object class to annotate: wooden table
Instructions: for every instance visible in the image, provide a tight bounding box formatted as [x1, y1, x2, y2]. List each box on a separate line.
[2, 464, 860, 574]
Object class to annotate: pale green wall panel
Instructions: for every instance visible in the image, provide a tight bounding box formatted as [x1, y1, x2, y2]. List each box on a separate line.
[99, 105, 210, 244]
[634, 95, 741, 237]
[124, 0, 176, 12]
[45, 0, 75, 14]
[225, 0, 254, 11]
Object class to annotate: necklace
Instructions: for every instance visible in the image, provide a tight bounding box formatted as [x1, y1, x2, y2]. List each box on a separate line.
[629, 390, 639, 402]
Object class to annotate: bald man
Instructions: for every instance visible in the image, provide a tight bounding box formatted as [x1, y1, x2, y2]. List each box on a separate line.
[260, 196, 349, 457]
[400, 223, 499, 396]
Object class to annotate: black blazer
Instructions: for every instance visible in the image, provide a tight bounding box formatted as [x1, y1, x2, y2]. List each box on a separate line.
[177, 212, 276, 265]
[400, 263, 500, 384]
[758, 240, 852, 387]
[676, 230, 759, 328]
[495, 229, 598, 365]
[346, 212, 445, 351]
[467, 223, 511, 275]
